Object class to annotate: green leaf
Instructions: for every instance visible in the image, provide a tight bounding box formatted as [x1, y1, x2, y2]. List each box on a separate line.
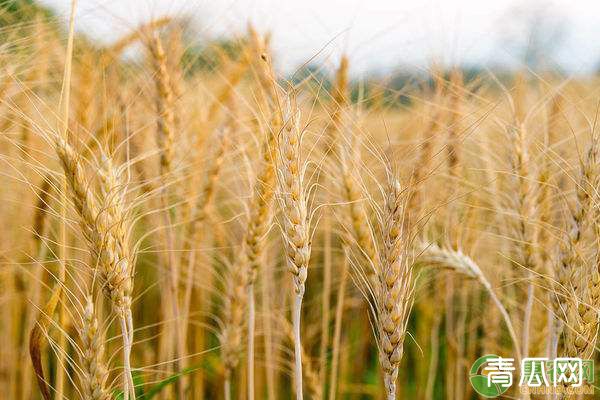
[113, 370, 146, 400]
[140, 359, 217, 399]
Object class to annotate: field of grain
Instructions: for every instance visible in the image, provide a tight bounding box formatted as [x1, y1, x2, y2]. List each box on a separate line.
[2, 1, 600, 399]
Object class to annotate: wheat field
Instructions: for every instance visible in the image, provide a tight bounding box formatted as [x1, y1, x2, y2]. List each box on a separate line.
[2, 1, 600, 399]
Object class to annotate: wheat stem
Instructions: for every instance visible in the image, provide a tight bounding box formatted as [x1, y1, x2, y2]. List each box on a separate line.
[328, 251, 349, 400]
[293, 294, 304, 400]
[224, 378, 232, 400]
[247, 284, 256, 400]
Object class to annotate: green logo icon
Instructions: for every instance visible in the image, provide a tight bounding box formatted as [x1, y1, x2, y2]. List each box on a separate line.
[469, 354, 512, 398]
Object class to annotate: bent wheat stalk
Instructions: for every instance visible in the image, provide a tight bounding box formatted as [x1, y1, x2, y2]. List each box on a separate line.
[418, 242, 522, 364]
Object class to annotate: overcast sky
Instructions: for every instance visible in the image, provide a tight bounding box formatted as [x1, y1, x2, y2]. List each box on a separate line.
[39, 0, 600, 76]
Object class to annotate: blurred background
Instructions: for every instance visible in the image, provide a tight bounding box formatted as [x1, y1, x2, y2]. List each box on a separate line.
[37, 0, 600, 76]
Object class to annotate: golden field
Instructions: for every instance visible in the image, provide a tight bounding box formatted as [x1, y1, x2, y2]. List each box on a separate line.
[1, 2, 600, 399]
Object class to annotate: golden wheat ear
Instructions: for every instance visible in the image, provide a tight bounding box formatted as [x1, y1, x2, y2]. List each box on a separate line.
[375, 175, 414, 400]
[53, 137, 136, 399]
[560, 130, 600, 359]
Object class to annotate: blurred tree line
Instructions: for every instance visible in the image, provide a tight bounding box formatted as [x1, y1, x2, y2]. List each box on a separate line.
[2, 0, 590, 110]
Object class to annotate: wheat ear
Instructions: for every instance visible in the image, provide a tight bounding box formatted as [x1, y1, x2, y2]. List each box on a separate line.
[340, 143, 377, 267]
[149, 32, 176, 177]
[376, 177, 413, 400]
[54, 137, 135, 399]
[562, 133, 599, 359]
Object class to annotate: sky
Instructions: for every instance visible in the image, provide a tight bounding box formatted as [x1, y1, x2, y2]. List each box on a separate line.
[38, 0, 600, 76]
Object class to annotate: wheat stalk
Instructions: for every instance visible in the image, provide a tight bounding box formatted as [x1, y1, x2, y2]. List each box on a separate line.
[244, 123, 277, 400]
[279, 317, 323, 400]
[55, 2, 77, 397]
[277, 106, 311, 400]
[220, 257, 247, 400]
[54, 136, 135, 399]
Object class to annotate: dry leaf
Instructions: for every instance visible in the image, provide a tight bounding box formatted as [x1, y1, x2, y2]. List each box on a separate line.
[29, 283, 63, 400]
